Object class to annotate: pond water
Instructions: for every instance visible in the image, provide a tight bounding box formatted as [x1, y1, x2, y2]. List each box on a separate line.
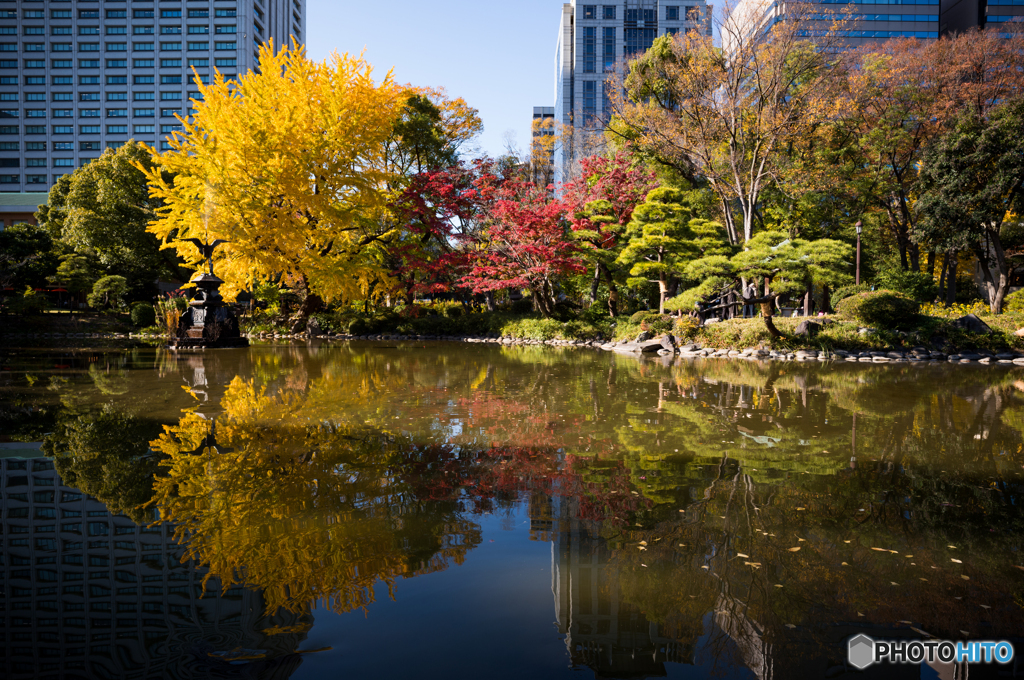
[1, 341, 1023, 680]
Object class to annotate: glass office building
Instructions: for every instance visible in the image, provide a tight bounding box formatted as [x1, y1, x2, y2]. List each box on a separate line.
[0, 0, 305, 193]
[553, 1, 712, 185]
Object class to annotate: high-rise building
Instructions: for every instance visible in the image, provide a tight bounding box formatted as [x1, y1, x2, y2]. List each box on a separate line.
[530, 105, 555, 187]
[553, 1, 711, 185]
[723, 0, 1022, 54]
[0, 0, 305, 195]
[0, 454, 309, 679]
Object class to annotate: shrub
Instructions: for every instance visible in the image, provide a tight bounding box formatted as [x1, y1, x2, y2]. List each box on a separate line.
[629, 310, 662, 324]
[130, 303, 156, 327]
[673, 315, 699, 339]
[835, 289, 920, 329]
[875, 267, 938, 302]
[1004, 290, 1024, 313]
[830, 284, 873, 310]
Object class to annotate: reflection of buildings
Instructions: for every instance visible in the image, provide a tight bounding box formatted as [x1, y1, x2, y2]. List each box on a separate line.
[0, 456, 308, 679]
[550, 496, 689, 678]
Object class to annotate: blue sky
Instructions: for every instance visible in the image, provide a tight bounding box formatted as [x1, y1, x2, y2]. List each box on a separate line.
[305, 0, 560, 159]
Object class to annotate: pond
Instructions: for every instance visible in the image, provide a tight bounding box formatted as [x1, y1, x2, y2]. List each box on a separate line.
[1, 341, 1023, 679]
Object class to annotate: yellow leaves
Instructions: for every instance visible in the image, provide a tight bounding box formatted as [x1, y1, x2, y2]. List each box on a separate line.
[143, 40, 405, 303]
[788, 547, 802, 552]
[744, 562, 762, 569]
[951, 558, 963, 564]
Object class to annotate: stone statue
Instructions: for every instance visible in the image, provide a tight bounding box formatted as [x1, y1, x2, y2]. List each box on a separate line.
[170, 239, 249, 349]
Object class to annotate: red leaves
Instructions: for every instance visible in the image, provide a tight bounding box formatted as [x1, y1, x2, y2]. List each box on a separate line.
[460, 179, 584, 295]
[562, 151, 658, 239]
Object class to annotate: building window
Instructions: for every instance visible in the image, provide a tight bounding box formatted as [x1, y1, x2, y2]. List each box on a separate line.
[582, 27, 596, 73]
[603, 27, 616, 71]
[106, 93, 127, 101]
[134, 92, 154, 101]
[134, 76, 154, 85]
[214, 42, 237, 51]
[53, 159, 75, 168]
[161, 27, 183, 35]
[188, 42, 209, 51]
[667, 6, 680, 20]
[582, 5, 597, 20]
[582, 80, 597, 126]
[604, 6, 617, 19]
[161, 75, 182, 85]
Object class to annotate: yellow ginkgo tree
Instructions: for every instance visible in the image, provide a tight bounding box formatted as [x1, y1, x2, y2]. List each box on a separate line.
[142, 40, 405, 315]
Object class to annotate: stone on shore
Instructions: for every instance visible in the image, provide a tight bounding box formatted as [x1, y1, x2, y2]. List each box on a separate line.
[952, 314, 992, 334]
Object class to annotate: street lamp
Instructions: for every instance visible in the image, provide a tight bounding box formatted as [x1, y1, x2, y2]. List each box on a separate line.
[855, 221, 863, 286]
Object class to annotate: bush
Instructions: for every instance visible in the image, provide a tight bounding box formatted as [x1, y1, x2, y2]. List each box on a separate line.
[830, 284, 873, 310]
[673, 315, 699, 339]
[130, 303, 156, 327]
[875, 267, 939, 302]
[835, 289, 920, 329]
[1004, 290, 1024, 313]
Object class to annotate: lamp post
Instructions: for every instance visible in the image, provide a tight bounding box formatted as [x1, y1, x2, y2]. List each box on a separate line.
[855, 221, 863, 286]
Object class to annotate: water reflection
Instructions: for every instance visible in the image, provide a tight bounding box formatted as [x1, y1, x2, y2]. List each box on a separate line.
[2, 343, 1024, 678]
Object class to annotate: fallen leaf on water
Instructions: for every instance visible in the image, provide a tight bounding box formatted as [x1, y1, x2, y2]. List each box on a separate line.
[641, 564, 647, 567]
[638, 546, 647, 551]
[736, 553, 750, 558]
[857, 612, 865, 617]
[961, 575, 970, 580]
[679, 544, 686, 547]
[844, 540, 852, 544]
[744, 562, 762, 568]
[905, 555, 913, 558]
[639, 541, 647, 546]
[678, 509, 684, 512]
[871, 547, 888, 552]
[891, 582, 900, 586]
[948, 545, 957, 549]
[797, 538, 806, 542]
[796, 507, 806, 511]
[889, 550, 899, 554]
[911, 563, 917, 566]
[979, 604, 991, 610]
[774, 584, 784, 588]
[899, 620, 913, 624]
[842, 562, 849, 566]
[788, 547, 802, 552]
[961, 631, 970, 636]
[951, 559, 963, 564]
[701, 565, 709, 570]
[785, 624, 796, 629]
[920, 578, 928, 582]
[1013, 566, 1024, 572]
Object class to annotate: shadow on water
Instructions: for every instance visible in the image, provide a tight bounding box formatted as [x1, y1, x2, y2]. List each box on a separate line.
[1, 342, 1024, 678]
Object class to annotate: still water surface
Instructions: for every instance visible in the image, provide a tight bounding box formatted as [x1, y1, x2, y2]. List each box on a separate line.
[1, 341, 1023, 679]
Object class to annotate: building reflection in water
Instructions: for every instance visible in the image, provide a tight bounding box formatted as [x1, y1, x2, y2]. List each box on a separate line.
[549, 492, 784, 680]
[0, 456, 309, 680]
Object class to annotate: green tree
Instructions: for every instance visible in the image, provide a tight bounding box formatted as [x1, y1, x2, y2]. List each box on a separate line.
[47, 253, 99, 312]
[42, 404, 163, 523]
[917, 98, 1024, 314]
[36, 141, 178, 299]
[667, 231, 852, 337]
[0, 222, 58, 291]
[616, 187, 729, 314]
[87, 275, 129, 311]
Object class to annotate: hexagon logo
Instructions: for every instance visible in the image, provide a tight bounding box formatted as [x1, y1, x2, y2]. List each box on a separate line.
[848, 634, 875, 670]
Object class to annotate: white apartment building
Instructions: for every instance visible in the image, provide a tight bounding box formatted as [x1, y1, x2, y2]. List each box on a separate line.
[0, 0, 305, 194]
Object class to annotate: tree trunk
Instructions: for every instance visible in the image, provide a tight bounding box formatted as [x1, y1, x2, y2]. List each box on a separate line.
[590, 265, 601, 307]
[803, 281, 812, 317]
[938, 254, 949, 303]
[484, 290, 496, 313]
[822, 284, 831, 314]
[760, 301, 782, 338]
[658, 280, 668, 315]
[926, 251, 936, 277]
[603, 265, 618, 317]
[946, 251, 958, 307]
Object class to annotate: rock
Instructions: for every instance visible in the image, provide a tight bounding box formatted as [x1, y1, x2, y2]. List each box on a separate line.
[952, 314, 992, 334]
[703, 318, 721, 326]
[795, 320, 822, 337]
[996, 353, 1018, 360]
[636, 331, 653, 342]
[678, 343, 699, 352]
[1015, 328, 1024, 338]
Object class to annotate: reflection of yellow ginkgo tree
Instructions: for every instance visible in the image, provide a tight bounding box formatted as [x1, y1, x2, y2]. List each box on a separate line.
[149, 377, 481, 615]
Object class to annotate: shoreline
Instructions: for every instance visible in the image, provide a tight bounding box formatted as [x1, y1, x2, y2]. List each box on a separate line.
[4, 329, 1024, 366]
